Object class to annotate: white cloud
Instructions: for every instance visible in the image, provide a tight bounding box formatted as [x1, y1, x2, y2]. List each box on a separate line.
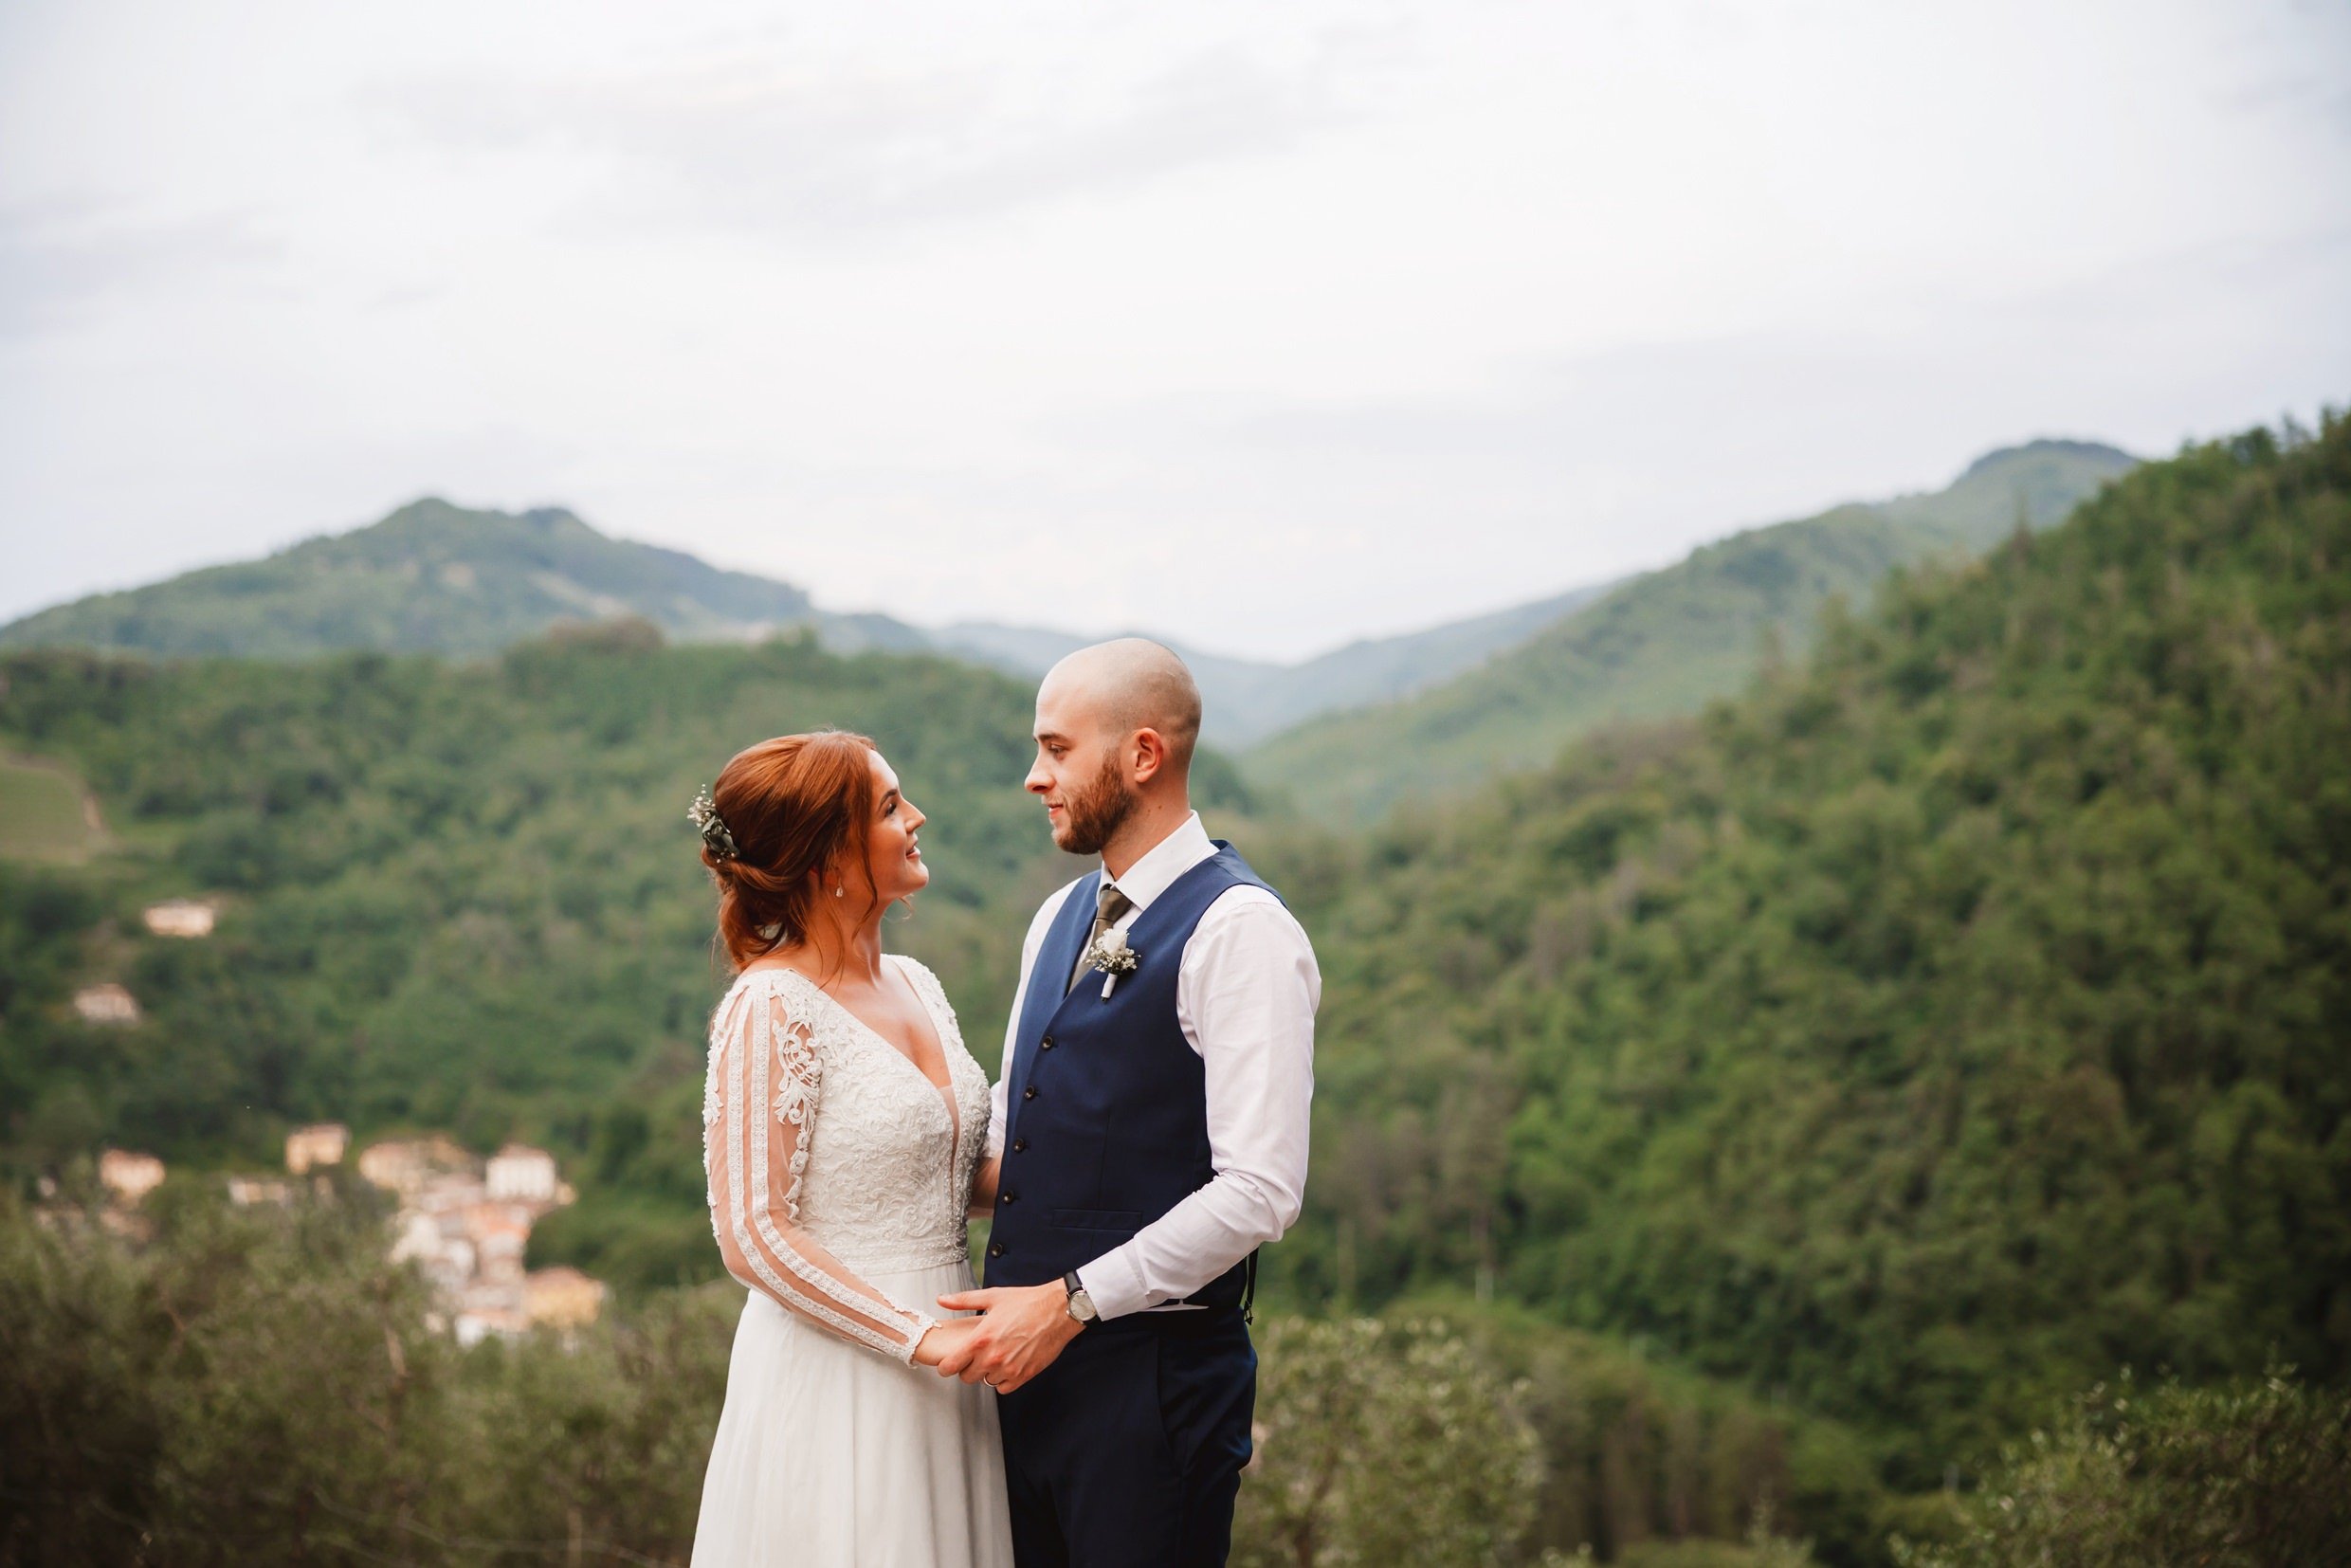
[0, 0, 2344, 658]
[372, 39, 1355, 239]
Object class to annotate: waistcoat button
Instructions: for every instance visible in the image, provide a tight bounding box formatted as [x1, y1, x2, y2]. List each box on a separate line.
[999, 1192, 1017, 1205]
[1040, 1034, 1055, 1049]
[987, 1242, 1005, 1258]
[1023, 1085, 1037, 1100]
[1011, 1138, 1028, 1153]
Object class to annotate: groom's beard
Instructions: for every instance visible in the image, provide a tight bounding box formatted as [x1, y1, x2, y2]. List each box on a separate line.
[1055, 755, 1139, 857]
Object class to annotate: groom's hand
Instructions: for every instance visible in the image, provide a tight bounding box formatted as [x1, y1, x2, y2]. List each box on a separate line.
[930, 1283, 1084, 1395]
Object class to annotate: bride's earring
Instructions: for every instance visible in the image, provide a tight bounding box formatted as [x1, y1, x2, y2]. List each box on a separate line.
[834, 884, 845, 899]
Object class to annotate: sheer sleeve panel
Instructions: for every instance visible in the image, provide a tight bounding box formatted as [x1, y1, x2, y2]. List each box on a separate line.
[705, 982, 939, 1364]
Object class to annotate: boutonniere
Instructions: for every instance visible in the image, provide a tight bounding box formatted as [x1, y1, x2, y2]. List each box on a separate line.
[1084, 927, 1141, 998]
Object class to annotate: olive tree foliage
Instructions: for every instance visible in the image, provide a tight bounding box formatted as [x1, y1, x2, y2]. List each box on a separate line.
[1585, 1517, 1814, 1568]
[0, 1187, 737, 1568]
[1233, 1316, 1542, 1568]
[1890, 1370, 2351, 1568]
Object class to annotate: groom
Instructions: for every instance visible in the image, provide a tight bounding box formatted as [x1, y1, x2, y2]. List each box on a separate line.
[935, 638, 1320, 1568]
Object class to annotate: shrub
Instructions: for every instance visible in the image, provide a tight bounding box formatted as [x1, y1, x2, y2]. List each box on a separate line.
[1892, 1370, 2351, 1568]
[1233, 1316, 1542, 1568]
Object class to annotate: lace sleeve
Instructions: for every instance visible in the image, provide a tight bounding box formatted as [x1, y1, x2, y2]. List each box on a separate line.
[704, 982, 939, 1365]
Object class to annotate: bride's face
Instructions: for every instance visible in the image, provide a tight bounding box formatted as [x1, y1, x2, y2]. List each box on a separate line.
[859, 749, 929, 905]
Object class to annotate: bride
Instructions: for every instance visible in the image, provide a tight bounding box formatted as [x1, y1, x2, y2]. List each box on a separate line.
[687, 730, 1012, 1567]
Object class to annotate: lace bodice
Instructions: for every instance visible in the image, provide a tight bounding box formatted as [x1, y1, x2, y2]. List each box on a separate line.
[702, 956, 992, 1364]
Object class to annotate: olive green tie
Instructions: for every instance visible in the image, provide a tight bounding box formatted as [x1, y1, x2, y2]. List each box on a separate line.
[1069, 881, 1137, 994]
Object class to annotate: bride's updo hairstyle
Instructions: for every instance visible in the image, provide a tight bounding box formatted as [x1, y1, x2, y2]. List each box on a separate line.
[702, 729, 883, 971]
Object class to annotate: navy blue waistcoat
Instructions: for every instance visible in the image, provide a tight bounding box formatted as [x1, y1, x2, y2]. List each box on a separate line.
[984, 843, 1276, 1311]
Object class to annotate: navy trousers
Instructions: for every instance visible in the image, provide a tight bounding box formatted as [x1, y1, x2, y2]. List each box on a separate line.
[997, 1312, 1256, 1568]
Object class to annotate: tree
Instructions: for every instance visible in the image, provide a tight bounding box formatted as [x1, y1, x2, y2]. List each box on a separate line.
[1234, 1317, 1541, 1568]
[1891, 1370, 2351, 1568]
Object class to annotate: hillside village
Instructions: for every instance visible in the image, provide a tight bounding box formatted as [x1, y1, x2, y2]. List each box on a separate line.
[60, 898, 608, 1343]
[82, 1119, 607, 1344]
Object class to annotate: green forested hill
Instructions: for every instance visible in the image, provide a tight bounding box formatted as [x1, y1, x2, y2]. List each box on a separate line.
[1247, 441, 2137, 822]
[1261, 418, 2348, 1478]
[0, 626, 1114, 1285]
[0, 499, 932, 658]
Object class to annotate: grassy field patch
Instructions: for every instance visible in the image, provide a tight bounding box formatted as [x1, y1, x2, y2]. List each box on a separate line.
[0, 756, 101, 862]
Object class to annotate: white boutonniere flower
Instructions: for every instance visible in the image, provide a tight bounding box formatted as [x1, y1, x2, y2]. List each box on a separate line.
[1084, 927, 1141, 998]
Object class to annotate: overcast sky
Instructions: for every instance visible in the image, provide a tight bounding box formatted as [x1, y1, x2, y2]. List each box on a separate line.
[3, 0, 2345, 660]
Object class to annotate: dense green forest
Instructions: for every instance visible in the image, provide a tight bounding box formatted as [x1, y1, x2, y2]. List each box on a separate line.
[1257, 417, 2349, 1484]
[0, 627, 1138, 1285]
[1246, 441, 2136, 821]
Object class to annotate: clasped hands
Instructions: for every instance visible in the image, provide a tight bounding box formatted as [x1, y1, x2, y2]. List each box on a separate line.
[913, 1281, 1083, 1395]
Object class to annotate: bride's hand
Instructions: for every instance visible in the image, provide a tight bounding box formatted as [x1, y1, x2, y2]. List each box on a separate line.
[912, 1317, 982, 1371]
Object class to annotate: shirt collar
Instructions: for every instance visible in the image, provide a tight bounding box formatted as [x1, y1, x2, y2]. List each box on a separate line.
[1103, 811, 1215, 914]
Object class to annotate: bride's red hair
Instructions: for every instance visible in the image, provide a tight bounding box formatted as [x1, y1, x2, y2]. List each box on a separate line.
[702, 730, 882, 971]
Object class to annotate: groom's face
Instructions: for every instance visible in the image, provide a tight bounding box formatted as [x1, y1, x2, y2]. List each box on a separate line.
[1029, 685, 1139, 857]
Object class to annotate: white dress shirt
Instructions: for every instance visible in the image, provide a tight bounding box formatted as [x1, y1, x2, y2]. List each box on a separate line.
[988, 811, 1319, 1321]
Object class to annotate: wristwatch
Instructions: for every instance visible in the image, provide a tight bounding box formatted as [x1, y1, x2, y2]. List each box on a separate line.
[1062, 1270, 1099, 1326]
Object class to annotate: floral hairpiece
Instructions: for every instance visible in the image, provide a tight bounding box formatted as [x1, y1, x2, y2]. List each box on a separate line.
[687, 787, 738, 861]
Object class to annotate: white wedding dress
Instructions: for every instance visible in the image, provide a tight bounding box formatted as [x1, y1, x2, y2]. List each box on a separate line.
[691, 957, 1013, 1568]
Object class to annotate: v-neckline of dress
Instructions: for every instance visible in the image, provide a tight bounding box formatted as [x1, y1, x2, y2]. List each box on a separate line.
[755, 960, 963, 1154]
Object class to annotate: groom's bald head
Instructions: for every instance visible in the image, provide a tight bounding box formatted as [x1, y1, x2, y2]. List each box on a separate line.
[1039, 638, 1203, 773]
[1028, 639, 1202, 857]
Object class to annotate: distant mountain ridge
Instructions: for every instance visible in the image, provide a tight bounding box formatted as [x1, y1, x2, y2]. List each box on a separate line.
[1242, 438, 2139, 821]
[1, 439, 2135, 765]
[0, 499, 935, 660]
[0, 497, 1617, 744]
[931, 576, 1619, 744]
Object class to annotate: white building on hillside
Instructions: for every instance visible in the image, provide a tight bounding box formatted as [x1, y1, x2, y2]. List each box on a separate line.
[454, 1303, 531, 1347]
[142, 899, 217, 938]
[285, 1122, 349, 1174]
[357, 1135, 475, 1196]
[74, 984, 140, 1025]
[227, 1176, 291, 1206]
[99, 1148, 165, 1205]
[486, 1143, 559, 1204]
[526, 1267, 607, 1330]
[369, 1133, 603, 1346]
